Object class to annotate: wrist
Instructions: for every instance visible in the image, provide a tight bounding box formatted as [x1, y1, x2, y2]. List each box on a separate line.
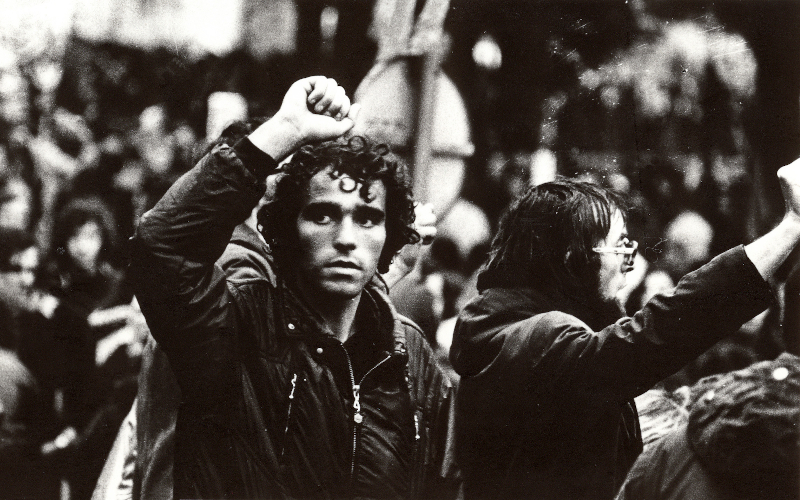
[784, 210, 800, 229]
[247, 114, 304, 162]
[779, 212, 800, 244]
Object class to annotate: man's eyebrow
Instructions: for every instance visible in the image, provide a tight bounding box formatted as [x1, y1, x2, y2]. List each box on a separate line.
[303, 201, 338, 210]
[301, 201, 341, 215]
[355, 205, 386, 220]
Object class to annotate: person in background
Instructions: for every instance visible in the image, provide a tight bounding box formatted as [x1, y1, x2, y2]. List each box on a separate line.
[449, 158, 800, 500]
[0, 348, 61, 499]
[40, 195, 136, 500]
[616, 353, 800, 500]
[0, 228, 73, 498]
[659, 210, 715, 283]
[46, 195, 128, 313]
[0, 169, 39, 235]
[130, 77, 459, 499]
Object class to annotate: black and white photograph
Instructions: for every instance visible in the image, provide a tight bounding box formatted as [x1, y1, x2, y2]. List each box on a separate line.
[0, 1, 798, 499]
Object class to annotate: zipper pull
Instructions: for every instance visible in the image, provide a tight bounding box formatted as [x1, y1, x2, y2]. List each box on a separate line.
[353, 384, 363, 424]
[288, 373, 297, 399]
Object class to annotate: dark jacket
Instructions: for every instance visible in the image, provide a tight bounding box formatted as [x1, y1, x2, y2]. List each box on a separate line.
[0, 348, 61, 499]
[449, 247, 774, 500]
[135, 333, 180, 500]
[130, 139, 459, 500]
[616, 353, 800, 500]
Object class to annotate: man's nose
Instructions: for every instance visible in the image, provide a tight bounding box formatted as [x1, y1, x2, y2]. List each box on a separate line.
[621, 257, 635, 273]
[333, 217, 357, 250]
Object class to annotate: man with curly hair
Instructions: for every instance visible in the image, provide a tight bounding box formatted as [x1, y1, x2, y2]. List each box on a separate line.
[130, 77, 459, 499]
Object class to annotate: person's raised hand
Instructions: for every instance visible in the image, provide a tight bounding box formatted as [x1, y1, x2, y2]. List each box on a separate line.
[778, 157, 800, 224]
[744, 156, 800, 282]
[381, 203, 437, 289]
[249, 76, 361, 161]
[412, 203, 437, 245]
[281, 77, 360, 141]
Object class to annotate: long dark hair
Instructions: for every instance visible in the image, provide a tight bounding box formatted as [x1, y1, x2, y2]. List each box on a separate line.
[481, 177, 628, 298]
[51, 196, 119, 271]
[258, 136, 419, 274]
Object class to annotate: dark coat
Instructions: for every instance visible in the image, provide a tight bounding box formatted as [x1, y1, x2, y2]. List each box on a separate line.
[450, 246, 774, 500]
[0, 349, 60, 499]
[130, 139, 459, 500]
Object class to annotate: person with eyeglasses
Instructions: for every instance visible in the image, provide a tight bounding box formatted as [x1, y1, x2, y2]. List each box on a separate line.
[449, 164, 800, 500]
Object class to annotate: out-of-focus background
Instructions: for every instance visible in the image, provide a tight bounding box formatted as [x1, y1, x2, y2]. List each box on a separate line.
[0, 1, 797, 498]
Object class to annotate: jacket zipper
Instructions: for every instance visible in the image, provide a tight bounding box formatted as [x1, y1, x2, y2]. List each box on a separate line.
[280, 373, 298, 459]
[342, 347, 358, 481]
[411, 409, 426, 499]
[409, 368, 422, 499]
[343, 346, 392, 482]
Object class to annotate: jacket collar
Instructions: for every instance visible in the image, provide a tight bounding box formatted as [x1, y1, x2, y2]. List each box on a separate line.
[278, 273, 408, 359]
[478, 267, 625, 332]
[226, 223, 408, 358]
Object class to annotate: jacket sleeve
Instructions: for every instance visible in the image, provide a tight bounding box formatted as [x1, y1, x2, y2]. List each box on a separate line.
[90, 399, 137, 500]
[129, 139, 278, 400]
[533, 245, 775, 399]
[404, 327, 462, 500]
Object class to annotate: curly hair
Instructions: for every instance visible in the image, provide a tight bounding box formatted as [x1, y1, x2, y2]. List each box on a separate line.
[258, 136, 418, 274]
[482, 177, 628, 299]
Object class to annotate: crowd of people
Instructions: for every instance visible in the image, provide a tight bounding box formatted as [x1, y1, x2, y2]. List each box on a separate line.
[0, 33, 798, 500]
[0, 43, 192, 499]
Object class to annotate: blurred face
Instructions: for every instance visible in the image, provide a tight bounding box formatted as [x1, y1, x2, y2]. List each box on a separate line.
[0, 73, 30, 125]
[295, 168, 387, 301]
[0, 178, 34, 231]
[596, 210, 634, 302]
[0, 246, 38, 308]
[67, 221, 103, 272]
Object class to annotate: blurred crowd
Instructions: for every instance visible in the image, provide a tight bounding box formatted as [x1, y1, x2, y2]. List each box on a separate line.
[0, 40, 198, 499]
[0, 26, 795, 500]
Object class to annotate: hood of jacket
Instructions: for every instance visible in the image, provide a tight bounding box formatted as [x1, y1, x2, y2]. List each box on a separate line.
[451, 274, 624, 378]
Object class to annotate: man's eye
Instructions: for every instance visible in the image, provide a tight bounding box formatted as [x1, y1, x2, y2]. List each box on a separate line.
[313, 214, 332, 224]
[303, 207, 333, 224]
[355, 212, 383, 228]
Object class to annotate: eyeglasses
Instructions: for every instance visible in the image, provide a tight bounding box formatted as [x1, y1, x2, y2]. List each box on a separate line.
[593, 238, 638, 260]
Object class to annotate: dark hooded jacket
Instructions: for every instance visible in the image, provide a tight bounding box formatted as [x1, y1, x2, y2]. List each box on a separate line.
[450, 247, 774, 500]
[130, 139, 459, 500]
[616, 353, 800, 500]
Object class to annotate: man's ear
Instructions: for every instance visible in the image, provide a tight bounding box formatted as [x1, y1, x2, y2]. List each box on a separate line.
[564, 248, 574, 272]
[256, 202, 278, 245]
[563, 247, 584, 280]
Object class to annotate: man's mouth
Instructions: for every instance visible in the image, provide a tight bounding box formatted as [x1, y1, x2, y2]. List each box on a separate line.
[326, 260, 361, 270]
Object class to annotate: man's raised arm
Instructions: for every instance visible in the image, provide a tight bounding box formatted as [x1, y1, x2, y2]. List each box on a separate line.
[129, 77, 358, 343]
[745, 158, 800, 281]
